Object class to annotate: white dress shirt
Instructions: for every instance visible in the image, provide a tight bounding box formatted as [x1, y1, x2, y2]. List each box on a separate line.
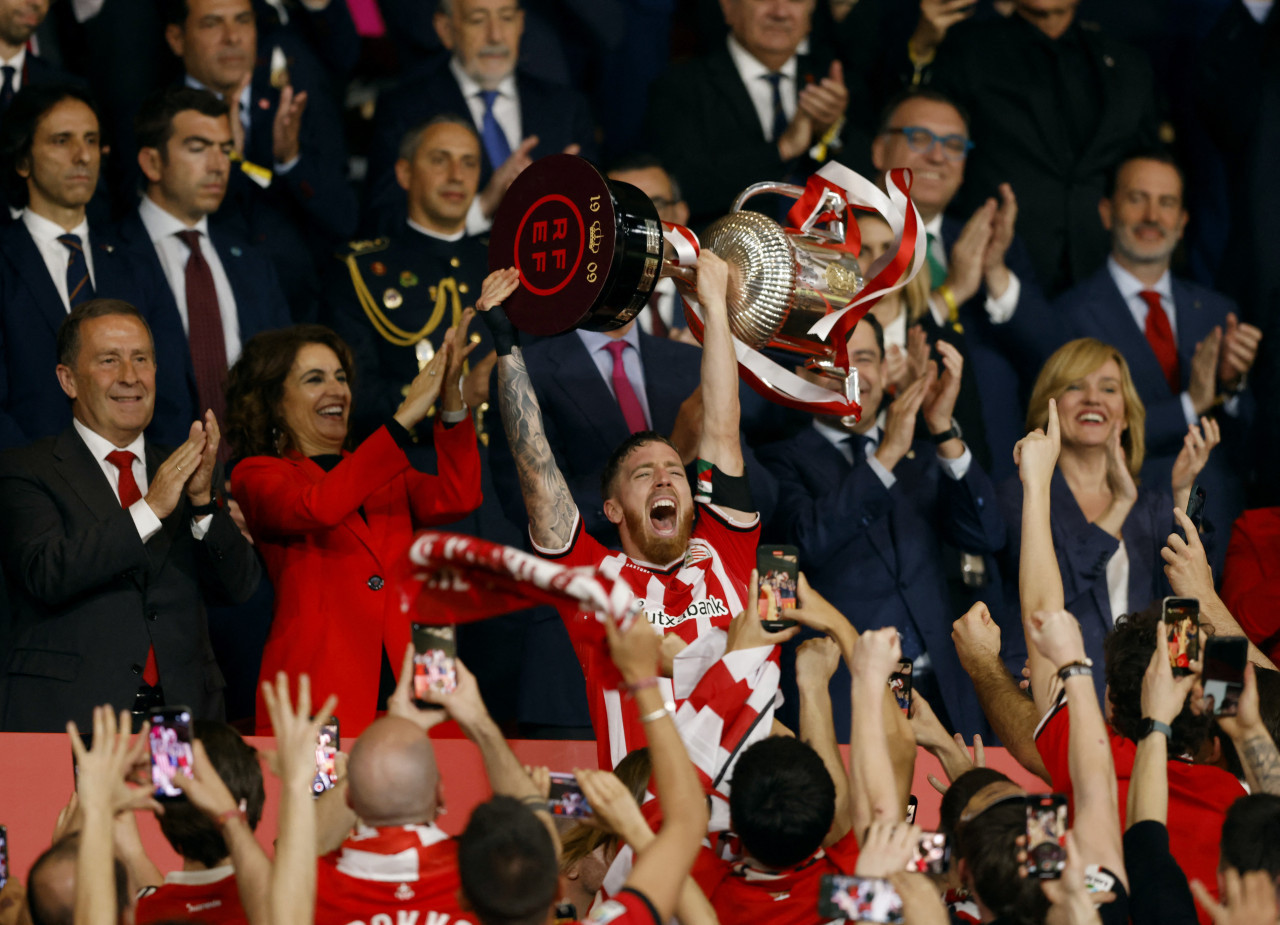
[1104, 257, 1238, 425]
[725, 34, 797, 142]
[636, 278, 681, 336]
[577, 325, 653, 428]
[1105, 540, 1130, 628]
[811, 416, 972, 490]
[139, 196, 243, 365]
[407, 218, 466, 243]
[72, 419, 212, 542]
[451, 58, 521, 237]
[0, 46, 26, 92]
[23, 209, 95, 312]
[924, 214, 1020, 326]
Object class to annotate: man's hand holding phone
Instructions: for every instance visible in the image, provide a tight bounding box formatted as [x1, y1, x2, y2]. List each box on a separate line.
[388, 643, 453, 734]
[414, 655, 493, 737]
[575, 768, 653, 849]
[727, 569, 802, 653]
[790, 573, 857, 659]
[1216, 662, 1265, 743]
[173, 740, 241, 821]
[1142, 622, 1199, 727]
[854, 822, 920, 879]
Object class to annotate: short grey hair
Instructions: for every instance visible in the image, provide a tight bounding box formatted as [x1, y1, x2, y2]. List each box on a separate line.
[397, 112, 480, 162]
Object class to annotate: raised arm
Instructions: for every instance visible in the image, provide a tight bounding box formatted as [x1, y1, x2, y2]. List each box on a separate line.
[849, 627, 909, 840]
[1014, 398, 1068, 716]
[694, 253, 752, 521]
[606, 611, 709, 922]
[478, 268, 579, 549]
[796, 637, 852, 847]
[1024, 609, 1126, 890]
[1217, 663, 1280, 796]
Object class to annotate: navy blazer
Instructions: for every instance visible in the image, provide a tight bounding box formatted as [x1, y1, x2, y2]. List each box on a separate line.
[363, 62, 598, 235]
[998, 470, 1178, 706]
[487, 331, 778, 546]
[1055, 267, 1251, 554]
[0, 220, 191, 450]
[759, 426, 1006, 737]
[108, 209, 292, 419]
[940, 217, 1057, 481]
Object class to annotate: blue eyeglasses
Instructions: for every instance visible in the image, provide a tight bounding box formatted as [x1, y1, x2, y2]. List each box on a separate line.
[882, 126, 974, 161]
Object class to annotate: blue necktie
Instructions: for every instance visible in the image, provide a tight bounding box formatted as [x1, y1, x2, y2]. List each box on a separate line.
[478, 90, 511, 167]
[763, 72, 788, 142]
[58, 234, 94, 308]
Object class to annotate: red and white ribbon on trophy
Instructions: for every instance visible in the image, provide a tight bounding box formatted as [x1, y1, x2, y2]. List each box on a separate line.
[662, 164, 926, 418]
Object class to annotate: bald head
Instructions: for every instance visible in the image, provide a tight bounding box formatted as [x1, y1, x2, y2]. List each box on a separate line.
[347, 717, 441, 826]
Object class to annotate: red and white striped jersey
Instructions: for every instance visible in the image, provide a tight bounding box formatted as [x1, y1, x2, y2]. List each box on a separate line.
[534, 502, 759, 768]
[136, 867, 246, 925]
[314, 823, 474, 925]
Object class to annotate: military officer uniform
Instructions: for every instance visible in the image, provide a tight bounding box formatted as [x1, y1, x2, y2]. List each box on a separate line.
[319, 223, 526, 723]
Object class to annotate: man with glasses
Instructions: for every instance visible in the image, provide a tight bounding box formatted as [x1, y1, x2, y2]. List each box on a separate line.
[870, 88, 1053, 482]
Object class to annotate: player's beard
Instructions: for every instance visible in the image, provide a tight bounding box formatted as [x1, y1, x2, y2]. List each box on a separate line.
[623, 500, 694, 565]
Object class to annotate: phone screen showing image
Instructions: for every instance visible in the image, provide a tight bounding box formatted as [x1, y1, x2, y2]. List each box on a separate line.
[1025, 795, 1068, 879]
[1202, 637, 1248, 717]
[312, 718, 339, 795]
[757, 545, 799, 631]
[889, 660, 913, 716]
[906, 832, 950, 875]
[0, 825, 8, 890]
[905, 795, 917, 825]
[547, 772, 594, 818]
[818, 876, 904, 924]
[148, 707, 195, 800]
[412, 623, 458, 704]
[1163, 597, 1200, 676]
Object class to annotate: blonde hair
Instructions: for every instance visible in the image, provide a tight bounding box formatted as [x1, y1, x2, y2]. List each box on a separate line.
[1025, 338, 1146, 476]
[856, 213, 930, 325]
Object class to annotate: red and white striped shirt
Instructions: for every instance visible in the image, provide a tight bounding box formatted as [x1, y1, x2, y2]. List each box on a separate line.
[535, 503, 759, 768]
[314, 823, 474, 925]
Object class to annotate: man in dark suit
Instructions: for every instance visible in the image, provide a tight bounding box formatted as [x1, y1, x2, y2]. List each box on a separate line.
[643, 0, 868, 230]
[364, 0, 596, 236]
[758, 315, 1006, 738]
[112, 86, 291, 435]
[163, 0, 357, 319]
[0, 83, 189, 450]
[930, 1, 1161, 297]
[0, 0, 78, 116]
[0, 299, 260, 731]
[1054, 153, 1260, 561]
[486, 322, 779, 736]
[869, 88, 1056, 481]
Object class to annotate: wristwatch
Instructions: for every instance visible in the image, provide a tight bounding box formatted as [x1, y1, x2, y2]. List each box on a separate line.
[930, 417, 963, 445]
[1139, 718, 1173, 741]
[1056, 658, 1093, 682]
[189, 493, 219, 517]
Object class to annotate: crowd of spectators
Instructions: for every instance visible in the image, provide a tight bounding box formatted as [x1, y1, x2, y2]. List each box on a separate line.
[2, 0, 1280, 922]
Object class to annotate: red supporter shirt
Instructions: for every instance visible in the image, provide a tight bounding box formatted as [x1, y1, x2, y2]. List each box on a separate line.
[136, 867, 246, 925]
[1035, 699, 1245, 923]
[534, 503, 759, 768]
[315, 823, 475, 925]
[689, 829, 861, 925]
[1221, 507, 1280, 665]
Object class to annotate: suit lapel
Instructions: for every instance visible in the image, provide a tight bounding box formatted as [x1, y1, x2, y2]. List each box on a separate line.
[1170, 278, 1211, 374]
[291, 453, 385, 565]
[708, 47, 770, 143]
[550, 336, 631, 450]
[1077, 30, 1131, 170]
[52, 427, 127, 524]
[211, 231, 259, 341]
[246, 73, 279, 169]
[639, 336, 686, 434]
[1085, 271, 1175, 394]
[808, 427, 898, 573]
[2, 222, 68, 335]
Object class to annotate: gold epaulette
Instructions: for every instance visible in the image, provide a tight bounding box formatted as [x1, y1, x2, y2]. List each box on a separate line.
[339, 237, 391, 261]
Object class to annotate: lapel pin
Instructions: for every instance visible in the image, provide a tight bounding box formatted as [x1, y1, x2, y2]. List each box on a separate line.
[400, 270, 419, 288]
[258, 97, 270, 110]
[230, 246, 243, 257]
[383, 288, 403, 309]
[1103, 55, 1115, 67]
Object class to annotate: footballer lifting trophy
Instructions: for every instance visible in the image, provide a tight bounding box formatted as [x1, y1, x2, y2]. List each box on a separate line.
[487, 154, 926, 419]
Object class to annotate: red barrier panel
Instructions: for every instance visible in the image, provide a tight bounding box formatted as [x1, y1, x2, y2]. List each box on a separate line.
[0, 733, 1045, 883]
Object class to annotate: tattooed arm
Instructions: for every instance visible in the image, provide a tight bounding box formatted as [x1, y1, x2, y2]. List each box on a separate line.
[478, 269, 579, 549]
[1218, 662, 1280, 796]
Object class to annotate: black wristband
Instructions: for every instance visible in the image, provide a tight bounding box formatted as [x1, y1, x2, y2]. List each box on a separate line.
[479, 304, 520, 356]
[189, 495, 219, 517]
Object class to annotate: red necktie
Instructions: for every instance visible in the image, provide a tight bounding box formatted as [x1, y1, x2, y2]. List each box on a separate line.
[1139, 289, 1180, 395]
[604, 340, 648, 434]
[105, 449, 159, 686]
[176, 231, 229, 458]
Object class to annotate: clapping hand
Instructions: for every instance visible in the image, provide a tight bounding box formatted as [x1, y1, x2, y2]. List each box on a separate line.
[1171, 418, 1220, 512]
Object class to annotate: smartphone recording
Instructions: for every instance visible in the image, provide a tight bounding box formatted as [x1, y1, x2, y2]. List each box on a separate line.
[1202, 637, 1247, 717]
[818, 876, 903, 924]
[1025, 794, 1068, 879]
[313, 718, 339, 795]
[1163, 597, 1200, 676]
[889, 660, 913, 716]
[411, 623, 458, 705]
[148, 706, 195, 800]
[547, 772, 593, 818]
[757, 545, 799, 632]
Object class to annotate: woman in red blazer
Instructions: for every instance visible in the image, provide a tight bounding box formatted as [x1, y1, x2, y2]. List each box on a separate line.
[226, 318, 482, 735]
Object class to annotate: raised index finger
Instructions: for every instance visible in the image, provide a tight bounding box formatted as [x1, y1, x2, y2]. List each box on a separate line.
[1045, 397, 1060, 446]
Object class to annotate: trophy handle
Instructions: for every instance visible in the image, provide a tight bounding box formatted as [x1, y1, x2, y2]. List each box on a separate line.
[732, 181, 847, 245]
